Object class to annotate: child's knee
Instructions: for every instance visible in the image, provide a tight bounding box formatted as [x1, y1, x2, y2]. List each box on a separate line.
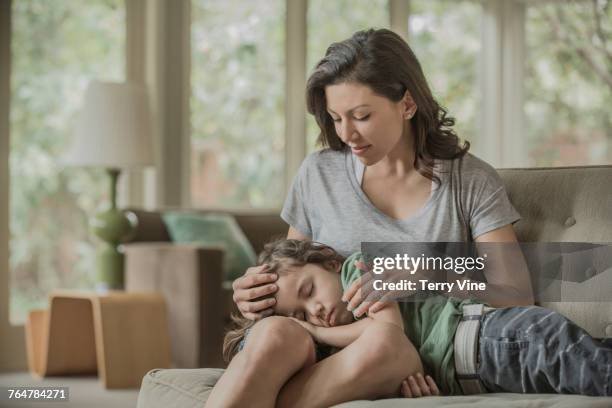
[244, 316, 316, 366]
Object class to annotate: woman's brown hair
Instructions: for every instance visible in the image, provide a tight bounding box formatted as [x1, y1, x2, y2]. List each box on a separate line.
[306, 28, 470, 184]
[222, 238, 346, 363]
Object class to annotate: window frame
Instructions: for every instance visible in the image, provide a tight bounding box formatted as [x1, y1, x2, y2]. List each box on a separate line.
[0, 0, 17, 371]
[478, 0, 527, 167]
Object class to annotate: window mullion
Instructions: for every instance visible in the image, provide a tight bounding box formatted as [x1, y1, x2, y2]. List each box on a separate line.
[480, 0, 526, 168]
[1, 0, 28, 371]
[390, 0, 410, 40]
[122, 0, 147, 209]
[144, 0, 191, 208]
[0, 1, 11, 323]
[501, 0, 526, 167]
[285, 0, 307, 195]
[479, 0, 504, 167]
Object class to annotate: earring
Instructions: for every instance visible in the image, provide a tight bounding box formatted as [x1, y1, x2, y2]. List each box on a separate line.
[405, 107, 416, 120]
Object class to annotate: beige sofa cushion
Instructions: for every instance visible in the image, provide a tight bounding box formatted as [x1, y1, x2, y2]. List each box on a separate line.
[137, 368, 612, 408]
[499, 165, 612, 338]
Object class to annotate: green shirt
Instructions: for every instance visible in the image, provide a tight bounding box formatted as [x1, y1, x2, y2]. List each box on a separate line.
[341, 252, 477, 395]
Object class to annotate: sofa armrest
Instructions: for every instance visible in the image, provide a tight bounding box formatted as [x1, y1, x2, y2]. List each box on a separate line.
[124, 242, 226, 368]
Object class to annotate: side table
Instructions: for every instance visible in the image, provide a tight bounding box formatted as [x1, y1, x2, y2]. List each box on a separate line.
[25, 290, 171, 389]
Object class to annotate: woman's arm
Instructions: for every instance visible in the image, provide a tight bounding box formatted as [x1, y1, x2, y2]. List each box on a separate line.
[445, 224, 535, 307]
[346, 224, 535, 317]
[292, 302, 404, 348]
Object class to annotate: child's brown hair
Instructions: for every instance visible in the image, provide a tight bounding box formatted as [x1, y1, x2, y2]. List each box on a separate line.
[222, 238, 345, 363]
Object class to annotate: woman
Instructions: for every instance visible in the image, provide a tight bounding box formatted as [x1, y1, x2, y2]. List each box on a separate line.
[210, 28, 534, 407]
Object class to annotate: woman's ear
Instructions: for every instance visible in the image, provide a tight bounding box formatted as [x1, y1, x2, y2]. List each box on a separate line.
[401, 90, 417, 120]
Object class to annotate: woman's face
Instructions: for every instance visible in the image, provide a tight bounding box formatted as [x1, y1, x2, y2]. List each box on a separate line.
[273, 261, 354, 327]
[324, 82, 413, 165]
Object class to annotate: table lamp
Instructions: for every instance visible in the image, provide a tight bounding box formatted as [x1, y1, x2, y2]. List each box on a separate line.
[64, 81, 154, 291]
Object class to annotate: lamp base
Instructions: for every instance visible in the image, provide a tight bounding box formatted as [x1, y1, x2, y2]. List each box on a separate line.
[90, 208, 137, 291]
[95, 243, 125, 291]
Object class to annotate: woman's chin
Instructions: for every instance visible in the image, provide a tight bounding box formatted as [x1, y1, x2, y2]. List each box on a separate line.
[355, 151, 382, 167]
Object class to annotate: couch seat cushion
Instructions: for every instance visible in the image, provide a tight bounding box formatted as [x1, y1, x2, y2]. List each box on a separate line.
[138, 368, 612, 408]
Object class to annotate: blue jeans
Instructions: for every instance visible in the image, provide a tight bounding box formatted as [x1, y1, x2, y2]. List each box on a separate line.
[478, 306, 612, 396]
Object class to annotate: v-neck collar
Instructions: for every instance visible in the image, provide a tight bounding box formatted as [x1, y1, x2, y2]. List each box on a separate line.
[345, 149, 447, 225]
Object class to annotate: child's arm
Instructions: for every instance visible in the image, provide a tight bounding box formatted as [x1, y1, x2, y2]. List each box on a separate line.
[290, 302, 404, 348]
[291, 317, 372, 348]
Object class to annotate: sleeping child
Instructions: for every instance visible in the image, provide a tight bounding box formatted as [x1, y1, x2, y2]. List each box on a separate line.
[223, 238, 612, 397]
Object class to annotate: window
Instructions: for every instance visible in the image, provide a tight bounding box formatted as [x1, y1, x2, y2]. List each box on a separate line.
[524, 1, 611, 166]
[191, 0, 286, 208]
[10, 0, 125, 323]
[306, 0, 390, 152]
[408, 0, 481, 148]
[9, 1, 610, 327]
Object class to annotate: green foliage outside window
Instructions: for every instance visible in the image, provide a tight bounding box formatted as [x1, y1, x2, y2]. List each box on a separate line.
[10, 0, 125, 323]
[409, 0, 481, 149]
[526, 0, 611, 166]
[191, 0, 286, 208]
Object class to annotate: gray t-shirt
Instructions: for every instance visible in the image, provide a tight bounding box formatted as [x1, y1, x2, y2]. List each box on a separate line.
[281, 148, 520, 257]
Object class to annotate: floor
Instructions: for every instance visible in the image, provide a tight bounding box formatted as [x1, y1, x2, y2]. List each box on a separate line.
[0, 371, 139, 408]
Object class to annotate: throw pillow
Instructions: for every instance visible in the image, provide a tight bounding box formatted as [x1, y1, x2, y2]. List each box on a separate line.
[162, 212, 257, 281]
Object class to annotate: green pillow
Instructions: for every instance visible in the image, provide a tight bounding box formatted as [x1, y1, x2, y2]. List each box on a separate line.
[162, 212, 257, 281]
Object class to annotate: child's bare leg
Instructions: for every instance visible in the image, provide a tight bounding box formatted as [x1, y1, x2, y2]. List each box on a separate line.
[205, 316, 316, 408]
[277, 321, 423, 408]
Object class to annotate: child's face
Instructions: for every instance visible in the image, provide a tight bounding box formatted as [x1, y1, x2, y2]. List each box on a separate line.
[273, 261, 354, 327]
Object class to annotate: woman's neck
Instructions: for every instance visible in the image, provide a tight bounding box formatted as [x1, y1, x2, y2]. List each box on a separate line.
[370, 122, 417, 179]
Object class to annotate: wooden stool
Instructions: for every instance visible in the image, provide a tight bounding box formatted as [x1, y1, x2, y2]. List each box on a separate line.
[25, 290, 172, 389]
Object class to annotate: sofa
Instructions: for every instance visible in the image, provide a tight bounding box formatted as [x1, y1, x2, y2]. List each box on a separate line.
[131, 165, 612, 408]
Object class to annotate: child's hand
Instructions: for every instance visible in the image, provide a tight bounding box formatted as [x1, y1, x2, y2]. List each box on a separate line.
[288, 317, 318, 338]
[401, 373, 440, 398]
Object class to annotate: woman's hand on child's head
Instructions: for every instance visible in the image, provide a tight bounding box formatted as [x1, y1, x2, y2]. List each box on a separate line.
[341, 259, 391, 317]
[401, 373, 440, 398]
[232, 264, 278, 320]
[342, 259, 424, 318]
[342, 259, 377, 317]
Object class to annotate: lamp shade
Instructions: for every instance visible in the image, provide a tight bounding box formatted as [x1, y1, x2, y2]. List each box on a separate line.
[64, 81, 154, 168]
